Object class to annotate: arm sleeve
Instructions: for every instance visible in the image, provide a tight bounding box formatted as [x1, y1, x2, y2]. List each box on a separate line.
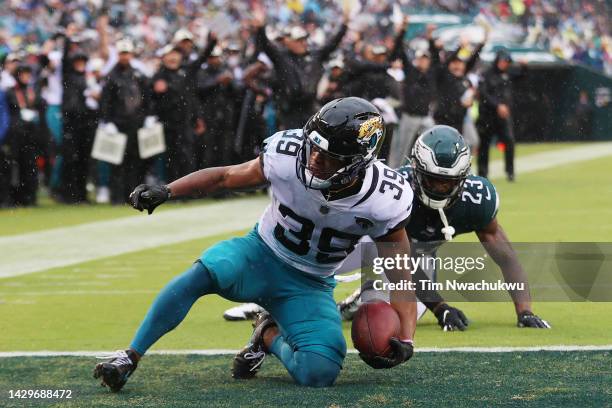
[465, 42, 485, 73]
[260, 131, 287, 182]
[187, 36, 218, 78]
[61, 36, 72, 77]
[318, 23, 348, 61]
[474, 178, 500, 231]
[390, 28, 406, 61]
[256, 26, 282, 67]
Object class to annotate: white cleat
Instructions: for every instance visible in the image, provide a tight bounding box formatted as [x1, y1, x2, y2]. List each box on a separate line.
[223, 303, 265, 321]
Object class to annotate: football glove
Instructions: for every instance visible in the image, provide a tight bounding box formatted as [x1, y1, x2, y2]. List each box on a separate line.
[129, 184, 170, 215]
[517, 311, 551, 328]
[359, 338, 414, 369]
[434, 303, 469, 331]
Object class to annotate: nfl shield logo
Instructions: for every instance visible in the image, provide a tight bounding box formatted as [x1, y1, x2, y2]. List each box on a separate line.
[355, 217, 374, 229]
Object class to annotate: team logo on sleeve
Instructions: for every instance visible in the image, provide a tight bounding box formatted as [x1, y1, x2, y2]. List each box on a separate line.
[357, 117, 384, 150]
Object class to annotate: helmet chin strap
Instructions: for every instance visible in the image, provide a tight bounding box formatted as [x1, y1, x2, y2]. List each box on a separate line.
[419, 192, 456, 240]
[437, 208, 455, 241]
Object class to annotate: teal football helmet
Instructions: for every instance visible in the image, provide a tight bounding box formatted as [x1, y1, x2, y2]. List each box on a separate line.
[410, 125, 472, 209]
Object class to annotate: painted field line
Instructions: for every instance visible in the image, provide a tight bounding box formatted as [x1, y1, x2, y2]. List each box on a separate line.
[486, 141, 612, 180]
[2, 142, 612, 280]
[0, 195, 270, 279]
[1, 345, 611, 358]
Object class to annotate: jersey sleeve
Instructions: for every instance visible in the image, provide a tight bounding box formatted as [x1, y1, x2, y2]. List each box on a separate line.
[370, 164, 415, 238]
[467, 176, 500, 230]
[260, 130, 303, 182]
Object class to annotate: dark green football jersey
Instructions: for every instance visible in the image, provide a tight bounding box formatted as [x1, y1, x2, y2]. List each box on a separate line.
[397, 166, 499, 242]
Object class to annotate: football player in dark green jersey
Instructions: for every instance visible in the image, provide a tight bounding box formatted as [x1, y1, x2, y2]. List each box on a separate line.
[338, 125, 550, 330]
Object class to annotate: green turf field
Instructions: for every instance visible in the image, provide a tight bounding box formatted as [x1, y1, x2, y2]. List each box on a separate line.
[0, 143, 611, 407]
[1, 352, 611, 407]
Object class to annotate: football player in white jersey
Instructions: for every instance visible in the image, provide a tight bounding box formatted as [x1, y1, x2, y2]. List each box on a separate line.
[94, 97, 417, 391]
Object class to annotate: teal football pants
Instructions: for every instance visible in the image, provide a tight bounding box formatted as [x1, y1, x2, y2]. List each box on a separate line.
[130, 227, 345, 387]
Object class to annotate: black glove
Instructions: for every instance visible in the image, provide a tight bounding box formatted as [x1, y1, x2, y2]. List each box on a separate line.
[129, 184, 170, 215]
[434, 303, 469, 331]
[517, 311, 551, 328]
[359, 338, 414, 369]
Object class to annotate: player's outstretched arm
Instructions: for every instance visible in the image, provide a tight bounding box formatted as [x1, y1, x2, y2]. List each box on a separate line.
[477, 218, 551, 328]
[360, 228, 416, 369]
[130, 157, 267, 214]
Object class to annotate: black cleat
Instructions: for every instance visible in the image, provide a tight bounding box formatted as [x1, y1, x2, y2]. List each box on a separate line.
[93, 349, 138, 392]
[232, 312, 276, 379]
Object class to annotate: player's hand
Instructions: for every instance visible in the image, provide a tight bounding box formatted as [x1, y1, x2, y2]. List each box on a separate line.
[517, 311, 551, 328]
[129, 184, 170, 215]
[434, 303, 469, 331]
[359, 338, 413, 369]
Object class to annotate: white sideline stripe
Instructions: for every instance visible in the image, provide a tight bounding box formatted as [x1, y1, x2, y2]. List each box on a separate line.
[0, 196, 270, 279]
[1, 142, 612, 280]
[1, 345, 612, 357]
[486, 142, 612, 180]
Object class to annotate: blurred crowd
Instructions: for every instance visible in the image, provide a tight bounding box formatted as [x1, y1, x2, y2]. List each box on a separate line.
[476, 0, 611, 74]
[0, 0, 604, 207]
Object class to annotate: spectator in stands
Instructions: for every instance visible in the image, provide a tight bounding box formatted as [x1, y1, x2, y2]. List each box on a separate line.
[100, 39, 152, 204]
[60, 26, 97, 203]
[5, 64, 46, 206]
[318, 59, 347, 105]
[432, 29, 488, 133]
[196, 46, 239, 168]
[388, 18, 437, 168]
[477, 49, 527, 181]
[151, 33, 217, 182]
[252, 7, 349, 129]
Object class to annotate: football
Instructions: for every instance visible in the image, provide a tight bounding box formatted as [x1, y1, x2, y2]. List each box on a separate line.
[351, 301, 401, 357]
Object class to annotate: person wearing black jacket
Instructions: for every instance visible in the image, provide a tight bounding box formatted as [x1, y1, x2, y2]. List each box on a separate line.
[388, 18, 437, 168]
[343, 45, 399, 102]
[152, 34, 217, 183]
[5, 64, 46, 206]
[477, 49, 526, 181]
[60, 31, 97, 203]
[341, 44, 401, 160]
[195, 46, 239, 169]
[432, 31, 488, 132]
[99, 39, 152, 204]
[253, 8, 349, 129]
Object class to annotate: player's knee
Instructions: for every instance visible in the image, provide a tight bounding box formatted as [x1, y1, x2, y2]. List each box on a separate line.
[294, 353, 341, 387]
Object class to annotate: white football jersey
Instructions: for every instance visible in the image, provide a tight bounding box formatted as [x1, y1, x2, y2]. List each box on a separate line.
[257, 129, 414, 277]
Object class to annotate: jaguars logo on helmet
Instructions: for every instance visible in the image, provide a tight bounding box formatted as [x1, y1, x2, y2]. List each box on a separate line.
[357, 116, 384, 151]
[411, 125, 471, 209]
[297, 97, 385, 190]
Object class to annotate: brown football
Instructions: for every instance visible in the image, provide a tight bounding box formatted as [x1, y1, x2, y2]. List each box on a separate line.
[351, 301, 401, 357]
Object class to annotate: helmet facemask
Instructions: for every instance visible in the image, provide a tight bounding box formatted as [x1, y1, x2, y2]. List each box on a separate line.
[296, 132, 366, 190]
[413, 168, 467, 209]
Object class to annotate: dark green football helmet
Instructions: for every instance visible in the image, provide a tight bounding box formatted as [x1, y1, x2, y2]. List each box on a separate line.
[410, 125, 472, 209]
